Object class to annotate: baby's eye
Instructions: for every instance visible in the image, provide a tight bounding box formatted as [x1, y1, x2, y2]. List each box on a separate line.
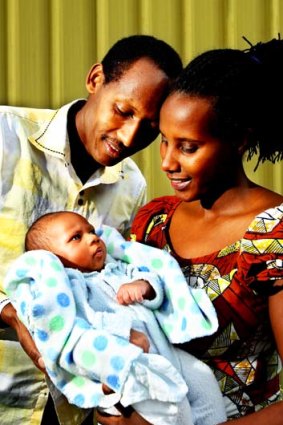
[89, 228, 96, 235]
[71, 233, 81, 241]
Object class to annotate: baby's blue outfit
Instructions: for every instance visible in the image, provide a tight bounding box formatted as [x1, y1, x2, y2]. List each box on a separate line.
[4, 226, 226, 425]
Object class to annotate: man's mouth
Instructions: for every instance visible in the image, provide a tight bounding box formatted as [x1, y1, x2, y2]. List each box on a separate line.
[104, 138, 124, 159]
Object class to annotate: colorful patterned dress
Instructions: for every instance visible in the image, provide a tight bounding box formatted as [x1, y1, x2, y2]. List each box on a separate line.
[130, 196, 283, 419]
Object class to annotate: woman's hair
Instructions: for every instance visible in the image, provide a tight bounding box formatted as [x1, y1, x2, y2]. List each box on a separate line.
[171, 37, 283, 168]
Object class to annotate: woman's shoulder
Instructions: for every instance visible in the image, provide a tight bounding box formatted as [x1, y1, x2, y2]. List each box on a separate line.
[131, 196, 181, 244]
[138, 195, 181, 214]
[246, 202, 283, 236]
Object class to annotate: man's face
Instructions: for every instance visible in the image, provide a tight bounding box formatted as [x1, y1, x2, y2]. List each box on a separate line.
[76, 58, 169, 166]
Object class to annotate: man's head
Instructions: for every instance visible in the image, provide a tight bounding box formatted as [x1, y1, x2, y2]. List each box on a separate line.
[25, 212, 107, 272]
[76, 35, 182, 167]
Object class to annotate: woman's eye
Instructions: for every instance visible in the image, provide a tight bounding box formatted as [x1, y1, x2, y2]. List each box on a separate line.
[181, 144, 198, 154]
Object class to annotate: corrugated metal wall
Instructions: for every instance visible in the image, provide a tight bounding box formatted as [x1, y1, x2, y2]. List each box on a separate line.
[0, 0, 282, 198]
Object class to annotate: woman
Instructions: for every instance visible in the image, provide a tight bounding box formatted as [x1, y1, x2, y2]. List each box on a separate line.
[97, 38, 283, 424]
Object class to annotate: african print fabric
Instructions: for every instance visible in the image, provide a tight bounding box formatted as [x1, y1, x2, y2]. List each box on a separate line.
[130, 196, 283, 419]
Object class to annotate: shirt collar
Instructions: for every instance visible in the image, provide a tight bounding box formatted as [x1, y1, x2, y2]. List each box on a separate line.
[28, 100, 81, 161]
[28, 99, 124, 186]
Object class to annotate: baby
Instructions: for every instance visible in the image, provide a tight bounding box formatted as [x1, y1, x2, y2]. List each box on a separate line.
[5, 211, 226, 425]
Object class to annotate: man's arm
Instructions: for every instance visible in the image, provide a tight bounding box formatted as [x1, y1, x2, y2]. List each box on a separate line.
[0, 303, 46, 372]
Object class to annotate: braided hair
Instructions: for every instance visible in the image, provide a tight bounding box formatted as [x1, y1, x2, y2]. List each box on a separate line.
[171, 36, 283, 169]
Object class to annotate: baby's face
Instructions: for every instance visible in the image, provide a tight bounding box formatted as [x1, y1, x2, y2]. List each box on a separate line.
[47, 212, 107, 272]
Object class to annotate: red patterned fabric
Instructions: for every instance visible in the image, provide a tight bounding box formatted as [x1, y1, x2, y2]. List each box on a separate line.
[131, 196, 283, 418]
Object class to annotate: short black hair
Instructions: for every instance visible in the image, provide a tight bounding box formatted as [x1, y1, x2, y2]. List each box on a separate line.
[25, 211, 66, 251]
[101, 34, 182, 83]
[171, 37, 283, 168]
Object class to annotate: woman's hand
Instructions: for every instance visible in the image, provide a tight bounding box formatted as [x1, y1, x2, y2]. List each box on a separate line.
[97, 329, 151, 424]
[0, 302, 46, 373]
[129, 328, 150, 353]
[95, 410, 152, 425]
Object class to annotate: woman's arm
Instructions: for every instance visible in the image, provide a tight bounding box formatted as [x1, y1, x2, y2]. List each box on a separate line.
[268, 281, 283, 359]
[219, 401, 283, 425]
[96, 400, 283, 425]
[96, 410, 152, 425]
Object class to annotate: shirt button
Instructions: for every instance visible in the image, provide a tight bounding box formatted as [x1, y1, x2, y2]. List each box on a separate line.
[78, 198, 84, 206]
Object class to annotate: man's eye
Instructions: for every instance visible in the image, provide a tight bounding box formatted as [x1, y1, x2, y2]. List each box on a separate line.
[160, 136, 168, 146]
[115, 105, 133, 118]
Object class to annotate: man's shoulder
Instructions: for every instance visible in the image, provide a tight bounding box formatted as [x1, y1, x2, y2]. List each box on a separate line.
[0, 104, 56, 127]
[120, 157, 146, 184]
[121, 157, 143, 174]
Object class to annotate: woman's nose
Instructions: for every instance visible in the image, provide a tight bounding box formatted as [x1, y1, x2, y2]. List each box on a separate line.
[161, 145, 180, 172]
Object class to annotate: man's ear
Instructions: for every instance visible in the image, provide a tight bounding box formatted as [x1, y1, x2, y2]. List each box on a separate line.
[86, 63, 105, 94]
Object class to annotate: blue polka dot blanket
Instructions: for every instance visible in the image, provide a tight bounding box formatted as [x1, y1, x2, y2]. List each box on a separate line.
[4, 225, 218, 418]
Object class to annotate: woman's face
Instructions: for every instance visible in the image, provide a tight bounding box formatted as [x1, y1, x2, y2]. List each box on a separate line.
[159, 92, 240, 202]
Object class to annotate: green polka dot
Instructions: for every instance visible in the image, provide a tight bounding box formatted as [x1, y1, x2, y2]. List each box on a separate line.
[162, 323, 173, 335]
[81, 350, 96, 367]
[72, 376, 86, 387]
[151, 258, 163, 269]
[202, 318, 212, 330]
[122, 254, 131, 263]
[165, 288, 172, 299]
[178, 297, 186, 310]
[45, 277, 58, 287]
[107, 242, 115, 255]
[25, 257, 37, 266]
[193, 291, 202, 303]
[50, 260, 63, 271]
[49, 315, 64, 332]
[104, 227, 112, 237]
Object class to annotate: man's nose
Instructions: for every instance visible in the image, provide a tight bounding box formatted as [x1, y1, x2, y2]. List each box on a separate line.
[117, 121, 141, 148]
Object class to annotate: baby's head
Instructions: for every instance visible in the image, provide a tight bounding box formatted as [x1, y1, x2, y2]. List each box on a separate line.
[25, 211, 107, 272]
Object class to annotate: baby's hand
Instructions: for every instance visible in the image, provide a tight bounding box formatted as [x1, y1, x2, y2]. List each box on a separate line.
[116, 280, 153, 305]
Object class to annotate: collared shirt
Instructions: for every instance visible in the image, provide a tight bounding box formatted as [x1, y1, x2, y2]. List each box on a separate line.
[0, 100, 147, 424]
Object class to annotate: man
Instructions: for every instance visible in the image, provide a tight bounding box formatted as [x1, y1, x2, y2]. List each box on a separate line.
[0, 35, 182, 425]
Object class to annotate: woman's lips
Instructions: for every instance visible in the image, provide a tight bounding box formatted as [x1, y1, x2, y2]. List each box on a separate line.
[169, 178, 192, 191]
